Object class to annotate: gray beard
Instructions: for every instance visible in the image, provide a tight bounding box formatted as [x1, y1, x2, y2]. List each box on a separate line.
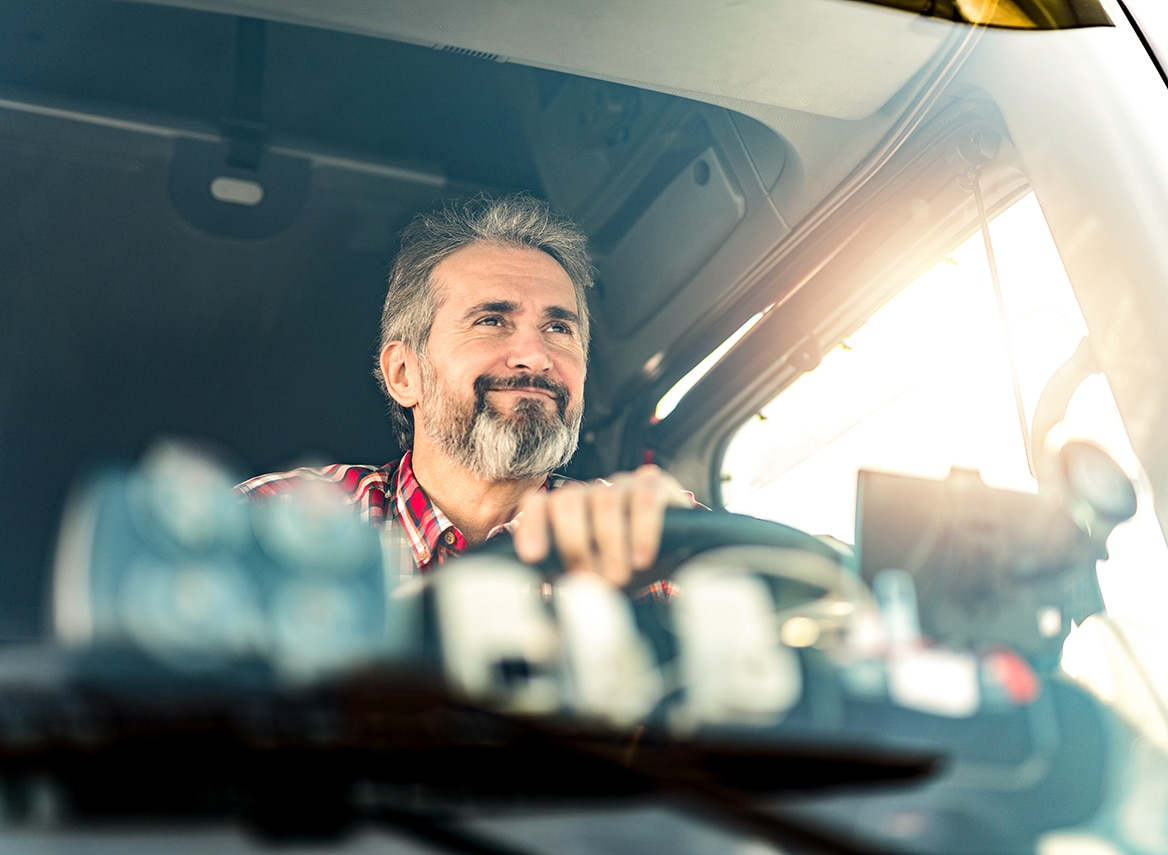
[419, 363, 581, 482]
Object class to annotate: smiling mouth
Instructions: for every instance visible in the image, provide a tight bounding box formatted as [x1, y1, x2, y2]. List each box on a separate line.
[489, 386, 555, 399]
[474, 373, 571, 417]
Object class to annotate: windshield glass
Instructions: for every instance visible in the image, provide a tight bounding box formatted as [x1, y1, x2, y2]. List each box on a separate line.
[721, 191, 1168, 626]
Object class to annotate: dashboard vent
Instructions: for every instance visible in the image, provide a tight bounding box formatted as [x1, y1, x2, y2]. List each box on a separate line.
[436, 44, 505, 62]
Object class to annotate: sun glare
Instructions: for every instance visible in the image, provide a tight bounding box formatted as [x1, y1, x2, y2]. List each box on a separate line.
[655, 311, 767, 422]
[720, 193, 1168, 624]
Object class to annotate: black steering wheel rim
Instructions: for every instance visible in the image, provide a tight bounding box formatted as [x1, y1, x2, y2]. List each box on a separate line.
[476, 507, 850, 582]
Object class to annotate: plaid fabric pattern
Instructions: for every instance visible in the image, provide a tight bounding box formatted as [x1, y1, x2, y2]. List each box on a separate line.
[236, 452, 676, 599]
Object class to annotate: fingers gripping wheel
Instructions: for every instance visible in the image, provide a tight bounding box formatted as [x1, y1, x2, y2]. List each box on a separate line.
[476, 507, 851, 582]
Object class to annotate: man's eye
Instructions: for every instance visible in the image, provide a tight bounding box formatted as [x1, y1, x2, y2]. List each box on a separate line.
[476, 316, 503, 327]
[547, 322, 573, 334]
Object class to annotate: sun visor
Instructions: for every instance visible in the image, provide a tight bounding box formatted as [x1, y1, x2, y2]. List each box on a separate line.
[601, 148, 746, 339]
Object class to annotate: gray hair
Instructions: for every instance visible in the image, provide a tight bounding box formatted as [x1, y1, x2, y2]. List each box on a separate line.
[375, 193, 594, 449]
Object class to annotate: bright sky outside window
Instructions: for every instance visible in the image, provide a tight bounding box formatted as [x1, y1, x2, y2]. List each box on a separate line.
[720, 192, 1168, 625]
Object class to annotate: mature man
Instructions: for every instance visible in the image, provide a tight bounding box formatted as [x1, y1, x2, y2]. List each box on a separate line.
[238, 194, 692, 587]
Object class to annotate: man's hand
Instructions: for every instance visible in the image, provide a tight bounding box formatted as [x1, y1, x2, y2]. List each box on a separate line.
[512, 464, 694, 586]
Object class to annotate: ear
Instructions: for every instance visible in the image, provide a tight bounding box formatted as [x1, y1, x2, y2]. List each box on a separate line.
[379, 341, 423, 408]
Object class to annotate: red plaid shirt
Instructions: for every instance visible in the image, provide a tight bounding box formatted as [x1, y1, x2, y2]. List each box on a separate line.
[236, 451, 677, 599]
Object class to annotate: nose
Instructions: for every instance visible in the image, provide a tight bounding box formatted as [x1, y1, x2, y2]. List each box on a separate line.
[506, 324, 553, 373]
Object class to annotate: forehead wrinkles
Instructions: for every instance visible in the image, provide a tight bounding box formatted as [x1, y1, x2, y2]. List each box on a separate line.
[436, 242, 573, 295]
[424, 245, 587, 375]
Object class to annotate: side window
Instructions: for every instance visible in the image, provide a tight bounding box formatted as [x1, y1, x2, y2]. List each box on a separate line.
[719, 192, 1168, 623]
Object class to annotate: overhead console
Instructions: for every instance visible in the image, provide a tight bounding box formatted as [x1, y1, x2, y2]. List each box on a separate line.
[523, 75, 796, 409]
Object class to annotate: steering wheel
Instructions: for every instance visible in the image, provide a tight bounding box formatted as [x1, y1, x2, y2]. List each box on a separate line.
[469, 508, 858, 676]
[477, 506, 852, 581]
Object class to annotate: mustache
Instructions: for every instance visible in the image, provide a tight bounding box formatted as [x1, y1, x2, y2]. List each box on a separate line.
[473, 373, 570, 417]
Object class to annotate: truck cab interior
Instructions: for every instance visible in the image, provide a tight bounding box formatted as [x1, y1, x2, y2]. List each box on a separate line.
[5, 1, 1168, 852]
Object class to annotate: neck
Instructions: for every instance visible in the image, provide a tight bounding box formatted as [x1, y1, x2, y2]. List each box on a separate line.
[407, 438, 547, 545]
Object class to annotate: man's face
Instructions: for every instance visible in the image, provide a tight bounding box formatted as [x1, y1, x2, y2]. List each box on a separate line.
[414, 242, 587, 481]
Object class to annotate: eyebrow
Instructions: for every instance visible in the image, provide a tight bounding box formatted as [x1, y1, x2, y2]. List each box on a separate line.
[545, 305, 581, 325]
[463, 300, 580, 326]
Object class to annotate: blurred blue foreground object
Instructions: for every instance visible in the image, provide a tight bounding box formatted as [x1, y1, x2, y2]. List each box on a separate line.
[52, 439, 408, 681]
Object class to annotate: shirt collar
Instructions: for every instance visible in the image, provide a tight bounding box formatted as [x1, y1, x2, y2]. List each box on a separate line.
[391, 450, 458, 569]
[391, 451, 576, 570]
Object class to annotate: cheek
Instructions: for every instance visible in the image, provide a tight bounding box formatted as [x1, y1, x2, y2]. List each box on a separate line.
[430, 342, 487, 381]
[558, 355, 586, 398]
[457, 341, 509, 374]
